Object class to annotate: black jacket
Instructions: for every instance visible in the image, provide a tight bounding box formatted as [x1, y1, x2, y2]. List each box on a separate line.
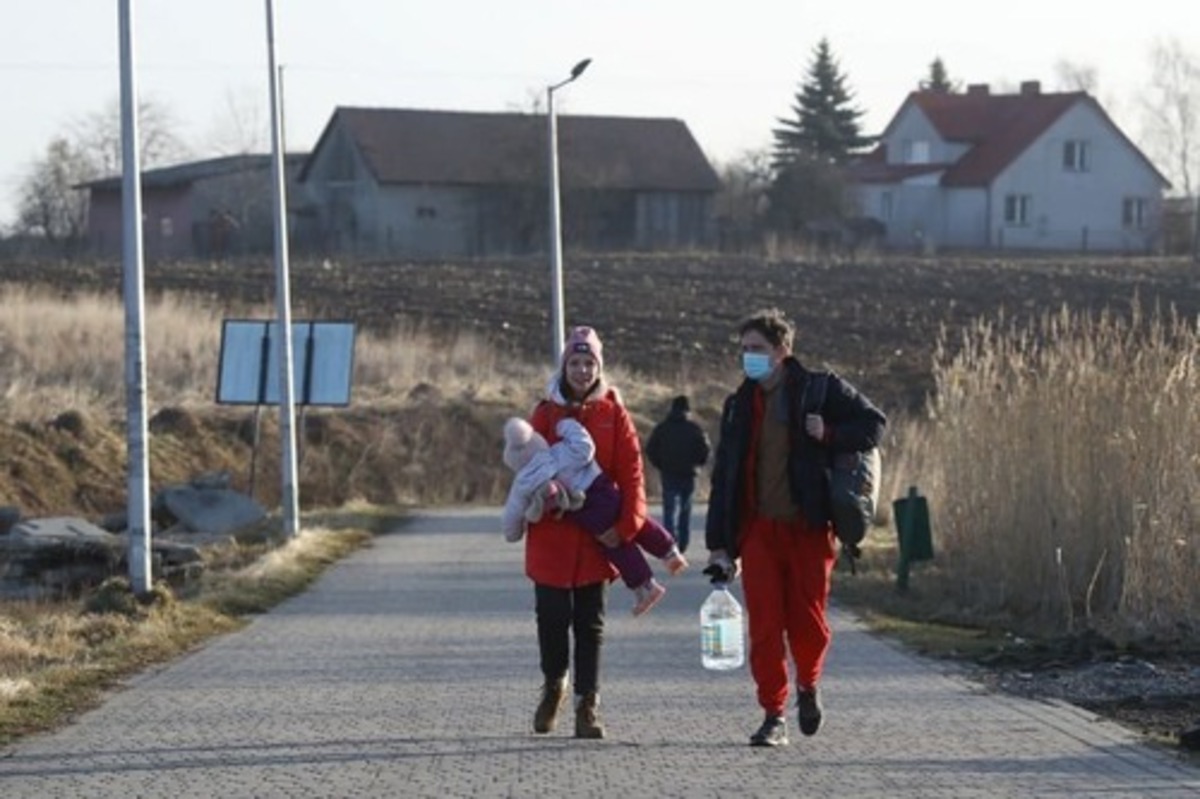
[645, 409, 711, 478]
[704, 357, 886, 559]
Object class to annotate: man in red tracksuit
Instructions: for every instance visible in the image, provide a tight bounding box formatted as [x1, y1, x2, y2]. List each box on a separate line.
[705, 308, 886, 747]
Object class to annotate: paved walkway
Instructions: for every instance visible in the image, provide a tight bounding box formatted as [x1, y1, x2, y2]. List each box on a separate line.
[1, 507, 1197, 798]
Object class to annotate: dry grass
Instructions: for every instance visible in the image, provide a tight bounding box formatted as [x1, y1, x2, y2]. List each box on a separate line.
[0, 508, 385, 745]
[0, 286, 547, 418]
[0, 287, 227, 413]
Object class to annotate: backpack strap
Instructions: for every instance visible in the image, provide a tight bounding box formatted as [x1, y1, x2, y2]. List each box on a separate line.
[789, 369, 831, 457]
[803, 371, 830, 416]
[801, 371, 862, 572]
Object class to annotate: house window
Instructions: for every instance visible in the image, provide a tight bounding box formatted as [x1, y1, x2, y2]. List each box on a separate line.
[903, 140, 930, 164]
[160, 217, 173, 237]
[881, 192, 893, 221]
[1122, 197, 1147, 229]
[1063, 140, 1090, 172]
[416, 206, 437, 219]
[1004, 194, 1031, 226]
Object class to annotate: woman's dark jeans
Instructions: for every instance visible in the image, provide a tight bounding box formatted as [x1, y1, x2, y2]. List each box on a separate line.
[535, 582, 606, 696]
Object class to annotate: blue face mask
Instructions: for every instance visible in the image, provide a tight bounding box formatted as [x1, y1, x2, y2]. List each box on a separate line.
[742, 352, 772, 381]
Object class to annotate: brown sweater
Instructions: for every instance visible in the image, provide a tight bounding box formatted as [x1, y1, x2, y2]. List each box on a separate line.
[754, 373, 799, 521]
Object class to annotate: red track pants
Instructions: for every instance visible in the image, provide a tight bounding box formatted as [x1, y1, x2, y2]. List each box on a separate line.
[739, 516, 837, 716]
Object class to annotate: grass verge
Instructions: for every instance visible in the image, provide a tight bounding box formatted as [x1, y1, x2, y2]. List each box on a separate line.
[0, 504, 399, 747]
[831, 541, 1013, 661]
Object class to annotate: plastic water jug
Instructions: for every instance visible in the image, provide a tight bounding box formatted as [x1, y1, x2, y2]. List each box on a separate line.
[700, 584, 745, 670]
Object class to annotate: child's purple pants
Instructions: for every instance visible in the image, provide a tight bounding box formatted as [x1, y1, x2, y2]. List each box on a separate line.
[569, 474, 678, 590]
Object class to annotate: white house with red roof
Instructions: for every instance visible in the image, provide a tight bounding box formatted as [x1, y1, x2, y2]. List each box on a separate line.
[849, 81, 1171, 253]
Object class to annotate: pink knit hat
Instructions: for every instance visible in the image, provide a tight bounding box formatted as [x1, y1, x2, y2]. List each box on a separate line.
[562, 325, 603, 370]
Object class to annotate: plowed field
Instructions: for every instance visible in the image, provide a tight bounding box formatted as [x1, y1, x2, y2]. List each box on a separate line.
[5, 253, 1199, 413]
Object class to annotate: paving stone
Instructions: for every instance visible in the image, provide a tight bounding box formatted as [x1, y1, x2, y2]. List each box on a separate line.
[1, 506, 1197, 797]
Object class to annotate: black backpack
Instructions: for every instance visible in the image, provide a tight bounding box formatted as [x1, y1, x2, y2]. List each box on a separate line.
[805, 372, 882, 564]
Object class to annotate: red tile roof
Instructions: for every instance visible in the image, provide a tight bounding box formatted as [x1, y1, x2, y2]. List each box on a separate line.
[300, 107, 720, 193]
[912, 89, 1081, 185]
[854, 88, 1169, 188]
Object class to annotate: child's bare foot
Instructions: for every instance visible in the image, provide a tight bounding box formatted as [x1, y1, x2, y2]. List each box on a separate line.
[632, 579, 666, 617]
[664, 549, 689, 576]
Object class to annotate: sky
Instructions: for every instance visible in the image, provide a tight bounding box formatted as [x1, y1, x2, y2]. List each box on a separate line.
[1, 0, 1196, 226]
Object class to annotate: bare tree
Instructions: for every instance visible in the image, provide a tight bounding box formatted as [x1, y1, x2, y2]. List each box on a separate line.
[713, 148, 772, 251]
[1140, 37, 1200, 259]
[11, 96, 190, 243]
[71, 95, 190, 176]
[1054, 59, 1128, 125]
[1053, 59, 1099, 93]
[15, 137, 95, 242]
[505, 88, 546, 115]
[203, 86, 268, 156]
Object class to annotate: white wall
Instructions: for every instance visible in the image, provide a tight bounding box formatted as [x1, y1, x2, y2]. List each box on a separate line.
[884, 104, 970, 166]
[991, 102, 1164, 252]
[941, 188, 988, 248]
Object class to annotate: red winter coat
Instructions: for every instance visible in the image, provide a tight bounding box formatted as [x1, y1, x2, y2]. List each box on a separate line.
[524, 380, 647, 588]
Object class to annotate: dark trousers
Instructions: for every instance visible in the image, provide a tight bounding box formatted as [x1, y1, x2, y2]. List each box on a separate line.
[660, 473, 696, 552]
[535, 581, 607, 696]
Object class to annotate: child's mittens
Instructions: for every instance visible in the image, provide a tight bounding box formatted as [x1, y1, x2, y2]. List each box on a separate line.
[525, 481, 578, 523]
[564, 488, 586, 511]
[524, 487, 547, 523]
[545, 479, 574, 517]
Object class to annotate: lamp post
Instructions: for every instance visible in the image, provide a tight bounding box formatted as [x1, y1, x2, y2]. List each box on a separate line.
[265, 0, 300, 537]
[547, 57, 591, 365]
[117, 0, 152, 595]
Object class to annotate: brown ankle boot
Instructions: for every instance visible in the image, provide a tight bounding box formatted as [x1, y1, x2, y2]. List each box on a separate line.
[574, 692, 604, 739]
[533, 676, 568, 733]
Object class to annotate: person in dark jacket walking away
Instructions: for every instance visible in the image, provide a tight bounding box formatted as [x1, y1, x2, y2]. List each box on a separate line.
[704, 308, 886, 748]
[645, 395, 711, 553]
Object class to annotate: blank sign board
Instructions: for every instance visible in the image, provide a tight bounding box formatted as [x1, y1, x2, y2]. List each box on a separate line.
[216, 320, 355, 406]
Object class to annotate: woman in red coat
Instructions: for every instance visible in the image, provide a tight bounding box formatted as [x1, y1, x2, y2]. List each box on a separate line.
[526, 326, 647, 740]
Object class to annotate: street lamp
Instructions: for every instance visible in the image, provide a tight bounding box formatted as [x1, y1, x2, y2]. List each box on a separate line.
[547, 57, 591, 365]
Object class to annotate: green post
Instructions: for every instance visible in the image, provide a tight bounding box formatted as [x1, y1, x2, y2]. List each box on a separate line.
[893, 485, 934, 592]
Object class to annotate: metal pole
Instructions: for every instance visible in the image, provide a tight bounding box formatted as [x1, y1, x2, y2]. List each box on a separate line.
[265, 0, 300, 537]
[278, 63, 287, 154]
[547, 87, 565, 366]
[1192, 193, 1200, 263]
[118, 0, 152, 595]
[546, 58, 591, 367]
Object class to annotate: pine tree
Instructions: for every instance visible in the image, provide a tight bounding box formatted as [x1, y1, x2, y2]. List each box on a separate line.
[772, 38, 870, 167]
[919, 57, 958, 93]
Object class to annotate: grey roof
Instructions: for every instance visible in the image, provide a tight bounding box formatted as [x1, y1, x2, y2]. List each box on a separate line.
[80, 153, 309, 191]
[300, 107, 720, 192]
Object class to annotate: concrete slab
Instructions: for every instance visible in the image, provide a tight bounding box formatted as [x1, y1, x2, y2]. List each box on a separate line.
[159, 486, 266, 535]
[8, 517, 120, 548]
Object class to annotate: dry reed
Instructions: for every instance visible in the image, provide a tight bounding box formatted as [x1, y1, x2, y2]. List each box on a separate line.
[920, 303, 1198, 636]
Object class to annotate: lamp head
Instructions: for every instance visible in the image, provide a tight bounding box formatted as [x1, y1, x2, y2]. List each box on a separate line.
[570, 58, 592, 80]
